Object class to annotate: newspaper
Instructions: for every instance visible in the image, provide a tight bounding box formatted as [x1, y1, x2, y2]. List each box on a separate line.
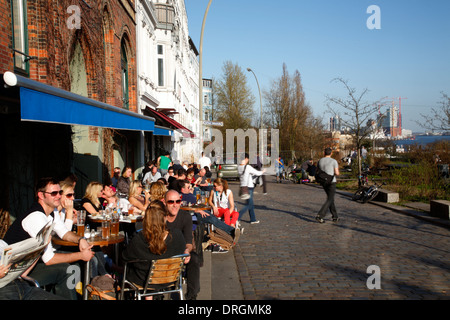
[0, 222, 54, 288]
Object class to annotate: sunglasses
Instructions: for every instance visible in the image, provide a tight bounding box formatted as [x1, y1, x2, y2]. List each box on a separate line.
[166, 199, 182, 204]
[64, 193, 75, 198]
[44, 190, 64, 197]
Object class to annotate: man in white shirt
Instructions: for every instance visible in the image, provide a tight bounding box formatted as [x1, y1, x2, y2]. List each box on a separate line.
[198, 152, 211, 170]
[3, 177, 95, 299]
[142, 166, 162, 185]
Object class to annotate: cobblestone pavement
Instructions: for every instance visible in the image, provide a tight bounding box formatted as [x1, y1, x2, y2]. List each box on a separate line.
[228, 179, 450, 300]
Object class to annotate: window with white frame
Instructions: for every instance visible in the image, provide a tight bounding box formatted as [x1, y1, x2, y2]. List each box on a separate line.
[11, 0, 29, 73]
[157, 44, 164, 87]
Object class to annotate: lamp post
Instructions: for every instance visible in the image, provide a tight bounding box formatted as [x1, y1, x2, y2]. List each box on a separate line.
[247, 68, 262, 130]
[247, 67, 263, 166]
[199, 0, 213, 152]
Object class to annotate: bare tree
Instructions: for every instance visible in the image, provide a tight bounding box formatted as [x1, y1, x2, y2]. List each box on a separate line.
[265, 64, 319, 162]
[326, 78, 381, 179]
[214, 61, 255, 131]
[418, 92, 450, 132]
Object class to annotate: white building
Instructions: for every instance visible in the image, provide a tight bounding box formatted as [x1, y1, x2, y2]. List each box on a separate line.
[136, 0, 200, 167]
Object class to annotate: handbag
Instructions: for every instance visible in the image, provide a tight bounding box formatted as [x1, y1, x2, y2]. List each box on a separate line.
[239, 165, 251, 200]
[86, 275, 118, 300]
[239, 186, 250, 200]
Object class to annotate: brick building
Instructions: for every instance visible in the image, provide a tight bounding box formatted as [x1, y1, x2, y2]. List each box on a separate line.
[0, 0, 153, 217]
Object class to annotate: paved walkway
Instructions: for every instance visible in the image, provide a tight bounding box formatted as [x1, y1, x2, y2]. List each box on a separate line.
[200, 179, 450, 300]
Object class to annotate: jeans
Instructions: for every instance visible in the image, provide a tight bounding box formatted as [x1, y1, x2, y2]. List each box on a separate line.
[317, 183, 338, 219]
[0, 278, 64, 300]
[185, 252, 200, 300]
[28, 262, 78, 300]
[238, 188, 257, 222]
[195, 211, 234, 235]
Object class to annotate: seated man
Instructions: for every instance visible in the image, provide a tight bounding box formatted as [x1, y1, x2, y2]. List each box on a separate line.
[0, 239, 64, 300]
[163, 190, 198, 300]
[193, 168, 213, 192]
[3, 177, 95, 300]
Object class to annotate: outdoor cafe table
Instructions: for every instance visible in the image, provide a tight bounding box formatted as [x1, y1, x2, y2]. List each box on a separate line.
[52, 233, 125, 300]
[87, 214, 143, 224]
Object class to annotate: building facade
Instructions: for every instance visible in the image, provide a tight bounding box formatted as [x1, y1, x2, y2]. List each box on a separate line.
[137, 0, 199, 165]
[0, 0, 201, 218]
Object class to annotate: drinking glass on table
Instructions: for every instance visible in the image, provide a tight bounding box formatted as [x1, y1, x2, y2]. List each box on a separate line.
[77, 210, 86, 237]
[110, 212, 119, 237]
[102, 220, 110, 240]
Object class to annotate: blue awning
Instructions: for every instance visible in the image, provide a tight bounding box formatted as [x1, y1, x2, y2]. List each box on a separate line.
[153, 125, 173, 137]
[3, 72, 155, 132]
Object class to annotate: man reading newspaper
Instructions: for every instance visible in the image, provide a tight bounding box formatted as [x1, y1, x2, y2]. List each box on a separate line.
[3, 177, 94, 300]
[0, 235, 63, 300]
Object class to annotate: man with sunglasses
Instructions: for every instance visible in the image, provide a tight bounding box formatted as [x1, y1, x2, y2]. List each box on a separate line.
[163, 189, 200, 300]
[3, 177, 95, 300]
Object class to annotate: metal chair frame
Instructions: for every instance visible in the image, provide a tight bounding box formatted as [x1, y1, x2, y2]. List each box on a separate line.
[119, 253, 189, 300]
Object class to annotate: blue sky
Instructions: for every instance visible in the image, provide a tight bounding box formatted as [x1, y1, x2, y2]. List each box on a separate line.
[185, 0, 450, 133]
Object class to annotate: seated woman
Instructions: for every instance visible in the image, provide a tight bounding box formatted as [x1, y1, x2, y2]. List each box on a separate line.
[128, 180, 151, 215]
[116, 166, 132, 198]
[81, 182, 104, 214]
[121, 200, 186, 293]
[55, 180, 76, 230]
[149, 181, 167, 202]
[186, 168, 195, 185]
[209, 178, 239, 228]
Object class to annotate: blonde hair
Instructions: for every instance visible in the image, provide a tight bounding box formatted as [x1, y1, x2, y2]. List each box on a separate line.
[149, 181, 167, 201]
[142, 200, 168, 255]
[59, 180, 74, 194]
[83, 182, 103, 208]
[128, 180, 142, 198]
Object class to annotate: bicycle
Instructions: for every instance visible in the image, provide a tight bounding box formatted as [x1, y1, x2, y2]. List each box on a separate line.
[352, 181, 386, 203]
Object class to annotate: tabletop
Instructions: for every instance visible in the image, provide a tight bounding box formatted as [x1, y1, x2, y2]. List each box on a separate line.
[88, 215, 142, 224]
[52, 233, 125, 247]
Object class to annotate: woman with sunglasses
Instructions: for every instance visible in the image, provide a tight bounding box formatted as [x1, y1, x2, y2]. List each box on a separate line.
[122, 200, 186, 296]
[81, 182, 104, 214]
[54, 180, 76, 230]
[128, 180, 151, 214]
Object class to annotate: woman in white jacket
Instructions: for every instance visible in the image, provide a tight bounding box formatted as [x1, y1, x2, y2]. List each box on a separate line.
[238, 153, 265, 224]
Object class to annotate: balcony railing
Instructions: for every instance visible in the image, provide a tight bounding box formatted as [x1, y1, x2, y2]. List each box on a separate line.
[154, 3, 174, 30]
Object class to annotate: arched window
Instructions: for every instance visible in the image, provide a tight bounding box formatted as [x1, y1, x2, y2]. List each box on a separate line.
[69, 41, 88, 97]
[121, 39, 129, 110]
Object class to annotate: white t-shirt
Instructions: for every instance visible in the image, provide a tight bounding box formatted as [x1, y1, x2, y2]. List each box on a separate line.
[22, 211, 70, 263]
[198, 156, 211, 170]
[142, 171, 162, 184]
[53, 208, 74, 231]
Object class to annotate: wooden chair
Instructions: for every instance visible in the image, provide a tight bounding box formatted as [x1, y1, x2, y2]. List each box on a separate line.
[0, 209, 11, 239]
[119, 254, 189, 300]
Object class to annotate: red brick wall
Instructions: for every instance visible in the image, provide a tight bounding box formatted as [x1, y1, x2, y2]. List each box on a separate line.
[0, 0, 137, 111]
[0, 1, 13, 73]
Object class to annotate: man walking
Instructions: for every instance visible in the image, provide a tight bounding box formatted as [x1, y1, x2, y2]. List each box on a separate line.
[316, 148, 340, 223]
